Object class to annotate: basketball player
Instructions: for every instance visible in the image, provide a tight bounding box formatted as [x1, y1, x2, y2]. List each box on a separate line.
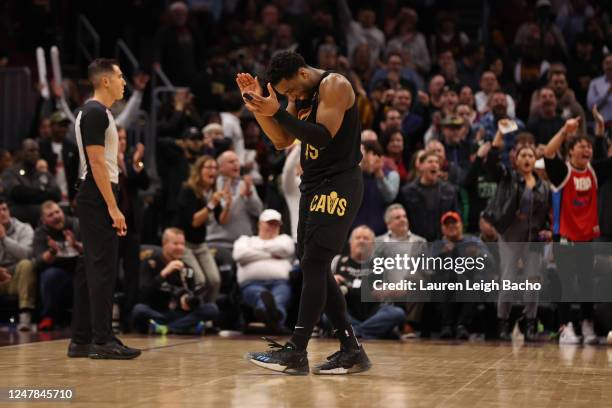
[68, 59, 140, 359]
[236, 51, 371, 375]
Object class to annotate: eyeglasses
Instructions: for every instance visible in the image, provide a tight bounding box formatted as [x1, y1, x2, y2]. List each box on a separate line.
[203, 165, 218, 170]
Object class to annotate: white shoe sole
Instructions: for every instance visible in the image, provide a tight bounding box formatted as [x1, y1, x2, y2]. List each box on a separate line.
[245, 353, 309, 375]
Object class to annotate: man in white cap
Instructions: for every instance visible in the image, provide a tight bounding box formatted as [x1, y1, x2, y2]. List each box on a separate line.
[232, 209, 295, 332]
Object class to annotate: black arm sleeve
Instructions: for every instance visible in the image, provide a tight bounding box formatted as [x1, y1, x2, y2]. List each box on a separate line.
[273, 108, 333, 148]
[81, 108, 108, 146]
[483, 147, 506, 183]
[544, 155, 569, 188]
[461, 156, 483, 189]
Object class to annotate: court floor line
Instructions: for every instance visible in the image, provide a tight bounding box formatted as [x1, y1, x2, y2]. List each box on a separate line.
[434, 350, 514, 407]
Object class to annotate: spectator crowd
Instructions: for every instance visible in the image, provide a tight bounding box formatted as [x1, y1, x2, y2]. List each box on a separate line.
[1, 0, 612, 344]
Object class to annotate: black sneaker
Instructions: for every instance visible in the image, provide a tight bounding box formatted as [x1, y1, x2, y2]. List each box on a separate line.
[456, 325, 470, 340]
[439, 325, 454, 339]
[89, 337, 141, 360]
[525, 319, 537, 342]
[498, 319, 511, 341]
[67, 342, 90, 358]
[245, 337, 309, 375]
[312, 346, 371, 375]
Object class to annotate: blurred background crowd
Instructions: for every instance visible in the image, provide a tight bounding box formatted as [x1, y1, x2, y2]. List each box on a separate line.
[0, 0, 612, 344]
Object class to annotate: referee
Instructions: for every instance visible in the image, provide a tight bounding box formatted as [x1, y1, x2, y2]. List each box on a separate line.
[68, 59, 140, 359]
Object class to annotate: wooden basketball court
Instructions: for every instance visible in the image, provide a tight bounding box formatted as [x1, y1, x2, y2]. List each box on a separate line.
[1, 335, 611, 407]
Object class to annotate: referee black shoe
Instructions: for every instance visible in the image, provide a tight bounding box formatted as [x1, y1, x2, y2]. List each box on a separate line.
[245, 337, 309, 375]
[312, 346, 371, 375]
[88, 337, 141, 360]
[67, 342, 90, 358]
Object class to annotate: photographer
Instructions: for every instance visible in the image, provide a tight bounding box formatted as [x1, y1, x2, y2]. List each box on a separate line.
[132, 228, 218, 335]
[33, 201, 82, 331]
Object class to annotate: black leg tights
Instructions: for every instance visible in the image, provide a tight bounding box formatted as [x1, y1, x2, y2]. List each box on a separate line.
[290, 242, 358, 351]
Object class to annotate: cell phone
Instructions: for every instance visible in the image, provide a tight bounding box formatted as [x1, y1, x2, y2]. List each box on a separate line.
[242, 92, 254, 101]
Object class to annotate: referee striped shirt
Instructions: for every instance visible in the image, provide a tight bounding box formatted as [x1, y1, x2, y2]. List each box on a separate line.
[75, 100, 119, 184]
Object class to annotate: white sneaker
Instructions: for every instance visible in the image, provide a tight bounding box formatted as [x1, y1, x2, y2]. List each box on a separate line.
[511, 321, 524, 342]
[17, 312, 31, 332]
[581, 320, 598, 345]
[559, 322, 581, 345]
[607, 331, 612, 346]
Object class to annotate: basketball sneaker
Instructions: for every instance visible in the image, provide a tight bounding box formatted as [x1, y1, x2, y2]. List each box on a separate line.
[245, 337, 309, 375]
[311, 346, 371, 375]
[149, 319, 169, 335]
[67, 342, 91, 358]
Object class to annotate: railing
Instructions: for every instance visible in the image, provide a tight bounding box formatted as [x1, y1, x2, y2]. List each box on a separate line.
[115, 39, 139, 93]
[76, 14, 100, 66]
[148, 64, 176, 174]
[148, 86, 176, 171]
[0, 68, 35, 150]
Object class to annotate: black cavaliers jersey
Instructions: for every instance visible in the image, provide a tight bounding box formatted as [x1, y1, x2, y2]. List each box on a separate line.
[295, 71, 362, 192]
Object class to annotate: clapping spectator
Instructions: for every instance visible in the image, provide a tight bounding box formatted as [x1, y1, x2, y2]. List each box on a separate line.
[174, 156, 225, 303]
[354, 141, 399, 235]
[207, 151, 263, 254]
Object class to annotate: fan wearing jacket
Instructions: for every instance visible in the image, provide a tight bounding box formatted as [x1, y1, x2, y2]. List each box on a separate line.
[483, 119, 551, 342]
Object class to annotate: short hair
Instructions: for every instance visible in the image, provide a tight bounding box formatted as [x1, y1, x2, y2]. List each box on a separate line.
[266, 51, 307, 85]
[386, 51, 403, 63]
[162, 227, 184, 244]
[385, 108, 401, 119]
[539, 86, 555, 96]
[349, 225, 374, 242]
[547, 66, 567, 82]
[384, 204, 406, 224]
[419, 150, 440, 164]
[515, 132, 535, 146]
[566, 135, 593, 151]
[40, 200, 58, 216]
[362, 140, 383, 156]
[88, 58, 119, 86]
[0, 194, 7, 206]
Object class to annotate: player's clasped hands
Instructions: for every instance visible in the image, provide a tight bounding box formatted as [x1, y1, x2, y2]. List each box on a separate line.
[236, 73, 279, 116]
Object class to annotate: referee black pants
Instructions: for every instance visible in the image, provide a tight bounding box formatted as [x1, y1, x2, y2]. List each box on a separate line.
[71, 180, 119, 345]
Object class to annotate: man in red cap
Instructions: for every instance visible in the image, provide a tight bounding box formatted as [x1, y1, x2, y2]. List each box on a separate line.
[431, 211, 492, 340]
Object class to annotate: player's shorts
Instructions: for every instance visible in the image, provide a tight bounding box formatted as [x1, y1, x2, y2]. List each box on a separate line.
[296, 166, 364, 259]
